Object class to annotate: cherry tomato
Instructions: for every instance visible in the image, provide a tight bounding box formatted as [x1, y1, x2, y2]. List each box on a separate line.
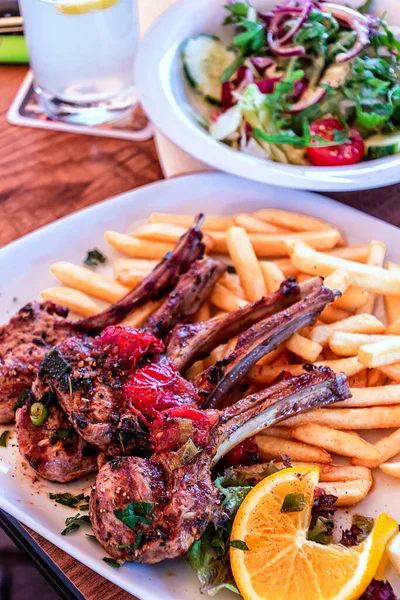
[98, 325, 164, 366]
[223, 437, 260, 468]
[150, 406, 218, 453]
[306, 118, 365, 167]
[124, 358, 199, 419]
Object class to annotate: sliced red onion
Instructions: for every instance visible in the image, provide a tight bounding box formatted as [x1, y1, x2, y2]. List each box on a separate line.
[267, 28, 306, 56]
[336, 18, 370, 62]
[256, 77, 282, 94]
[258, 11, 273, 25]
[289, 77, 308, 99]
[232, 65, 248, 87]
[235, 67, 255, 93]
[319, 2, 370, 26]
[250, 57, 275, 74]
[279, 0, 313, 45]
[221, 81, 233, 110]
[289, 86, 326, 112]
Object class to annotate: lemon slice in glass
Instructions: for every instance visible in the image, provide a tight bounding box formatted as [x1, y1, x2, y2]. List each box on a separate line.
[55, 0, 120, 15]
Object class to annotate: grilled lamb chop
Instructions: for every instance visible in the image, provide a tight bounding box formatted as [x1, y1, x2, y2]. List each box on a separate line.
[0, 217, 209, 424]
[144, 257, 225, 340]
[16, 386, 96, 483]
[75, 214, 207, 334]
[167, 277, 322, 373]
[195, 284, 339, 409]
[90, 366, 350, 563]
[0, 301, 75, 423]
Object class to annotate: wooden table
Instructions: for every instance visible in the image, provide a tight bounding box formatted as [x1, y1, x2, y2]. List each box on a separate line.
[1, 61, 400, 599]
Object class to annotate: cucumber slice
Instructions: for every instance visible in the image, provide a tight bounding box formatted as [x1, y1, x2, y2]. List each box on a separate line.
[365, 132, 400, 159]
[209, 106, 242, 140]
[182, 34, 236, 105]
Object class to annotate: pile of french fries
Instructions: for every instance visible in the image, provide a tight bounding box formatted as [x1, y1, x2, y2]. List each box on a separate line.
[41, 208, 400, 507]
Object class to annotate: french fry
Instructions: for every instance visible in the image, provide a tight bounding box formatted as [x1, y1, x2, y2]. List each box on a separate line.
[194, 301, 211, 323]
[333, 385, 400, 408]
[234, 213, 287, 233]
[211, 229, 340, 256]
[113, 258, 154, 288]
[310, 314, 385, 347]
[249, 357, 365, 386]
[356, 240, 386, 315]
[254, 208, 344, 238]
[383, 262, 400, 324]
[379, 362, 400, 382]
[323, 270, 351, 294]
[204, 345, 227, 368]
[387, 318, 400, 335]
[260, 261, 285, 294]
[379, 462, 400, 479]
[278, 405, 400, 429]
[286, 333, 323, 362]
[323, 347, 339, 361]
[40, 287, 100, 317]
[219, 272, 246, 299]
[122, 300, 161, 328]
[319, 480, 371, 507]
[367, 369, 387, 387]
[335, 287, 370, 311]
[132, 222, 187, 243]
[50, 261, 129, 303]
[132, 223, 215, 252]
[226, 227, 267, 302]
[273, 258, 300, 277]
[348, 370, 368, 388]
[257, 426, 292, 439]
[290, 423, 382, 462]
[148, 212, 234, 231]
[254, 434, 332, 464]
[288, 240, 400, 295]
[359, 337, 400, 368]
[329, 332, 393, 357]
[328, 245, 370, 262]
[272, 462, 372, 483]
[105, 231, 174, 259]
[186, 361, 204, 381]
[224, 335, 239, 357]
[352, 428, 400, 468]
[319, 306, 352, 325]
[210, 283, 247, 312]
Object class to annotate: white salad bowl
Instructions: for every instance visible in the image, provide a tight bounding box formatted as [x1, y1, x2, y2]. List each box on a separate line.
[136, 0, 400, 192]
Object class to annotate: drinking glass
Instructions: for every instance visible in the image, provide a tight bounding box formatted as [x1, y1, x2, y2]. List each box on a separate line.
[18, 0, 139, 125]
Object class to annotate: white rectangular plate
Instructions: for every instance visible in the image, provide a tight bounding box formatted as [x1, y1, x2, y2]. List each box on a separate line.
[0, 172, 399, 599]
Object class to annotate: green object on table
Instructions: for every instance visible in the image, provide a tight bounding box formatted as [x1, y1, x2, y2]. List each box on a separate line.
[0, 35, 28, 63]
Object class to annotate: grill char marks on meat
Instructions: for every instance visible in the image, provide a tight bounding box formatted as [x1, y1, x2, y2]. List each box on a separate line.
[90, 366, 350, 563]
[0, 301, 76, 424]
[196, 284, 340, 409]
[144, 257, 225, 340]
[167, 277, 322, 373]
[16, 380, 96, 483]
[75, 214, 207, 334]
[35, 336, 150, 456]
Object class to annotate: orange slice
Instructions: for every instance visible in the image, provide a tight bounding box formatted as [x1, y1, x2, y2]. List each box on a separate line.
[230, 466, 397, 600]
[55, 0, 120, 15]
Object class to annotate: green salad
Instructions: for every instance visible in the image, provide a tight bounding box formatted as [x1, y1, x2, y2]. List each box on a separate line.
[182, 0, 400, 166]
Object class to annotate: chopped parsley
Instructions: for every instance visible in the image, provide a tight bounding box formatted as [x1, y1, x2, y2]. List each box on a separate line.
[114, 501, 153, 532]
[102, 557, 120, 568]
[14, 388, 31, 411]
[281, 492, 306, 513]
[0, 430, 9, 447]
[226, 265, 237, 274]
[61, 513, 91, 535]
[50, 492, 85, 507]
[229, 540, 249, 551]
[84, 249, 107, 266]
[39, 349, 70, 380]
[49, 429, 73, 442]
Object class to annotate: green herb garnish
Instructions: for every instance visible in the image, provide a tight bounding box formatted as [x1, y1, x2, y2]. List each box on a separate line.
[0, 430, 9, 447]
[61, 513, 91, 536]
[102, 557, 120, 568]
[49, 429, 73, 442]
[39, 348, 70, 380]
[229, 540, 249, 551]
[84, 249, 107, 266]
[114, 502, 153, 532]
[49, 492, 84, 507]
[226, 265, 237, 274]
[14, 388, 30, 411]
[281, 492, 306, 513]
